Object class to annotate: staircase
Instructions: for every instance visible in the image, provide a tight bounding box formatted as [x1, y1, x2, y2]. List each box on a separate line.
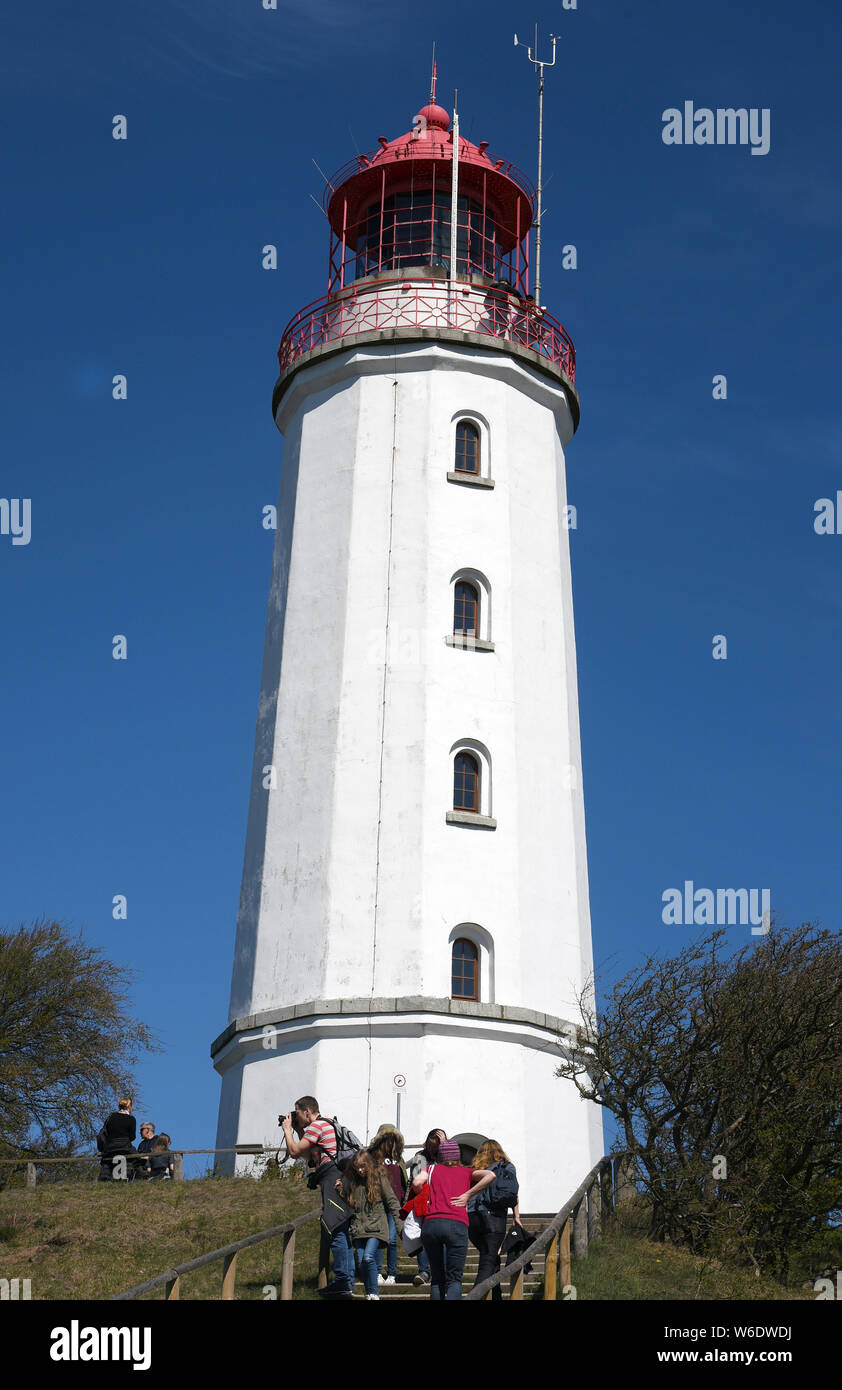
[354, 1216, 553, 1300]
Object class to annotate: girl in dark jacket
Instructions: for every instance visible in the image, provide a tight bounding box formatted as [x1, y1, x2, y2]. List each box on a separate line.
[97, 1097, 136, 1181]
[146, 1133, 174, 1179]
[467, 1139, 520, 1300]
[338, 1150, 404, 1300]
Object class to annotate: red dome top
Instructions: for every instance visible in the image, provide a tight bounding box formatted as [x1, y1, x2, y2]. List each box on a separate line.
[415, 102, 450, 132]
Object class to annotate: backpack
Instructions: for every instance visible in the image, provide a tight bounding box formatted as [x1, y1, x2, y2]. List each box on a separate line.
[317, 1116, 362, 1170]
[489, 1160, 519, 1209]
[475, 1160, 519, 1214]
[320, 1186, 355, 1236]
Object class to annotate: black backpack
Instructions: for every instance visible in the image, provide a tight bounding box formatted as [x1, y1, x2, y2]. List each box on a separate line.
[480, 1160, 519, 1212]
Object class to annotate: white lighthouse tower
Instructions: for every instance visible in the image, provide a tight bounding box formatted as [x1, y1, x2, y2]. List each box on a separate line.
[212, 77, 603, 1208]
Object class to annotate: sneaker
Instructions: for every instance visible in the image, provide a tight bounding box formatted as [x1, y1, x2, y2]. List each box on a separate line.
[377, 1273, 385, 1285]
[318, 1284, 354, 1299]
[382, 1275, 396, 1285]
[413, 1271, 430, 1286]
[364, 1293, 380, 1300]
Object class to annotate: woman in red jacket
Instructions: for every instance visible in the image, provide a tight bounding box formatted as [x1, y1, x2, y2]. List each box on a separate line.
[411, 1139, 496, 1300]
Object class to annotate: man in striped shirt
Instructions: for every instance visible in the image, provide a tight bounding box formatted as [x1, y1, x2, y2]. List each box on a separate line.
[283, 1101, 337, 1167]
[282, 1096, 353, 1298]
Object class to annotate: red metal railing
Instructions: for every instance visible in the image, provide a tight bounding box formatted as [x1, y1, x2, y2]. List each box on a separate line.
[277, 280, 576, 383]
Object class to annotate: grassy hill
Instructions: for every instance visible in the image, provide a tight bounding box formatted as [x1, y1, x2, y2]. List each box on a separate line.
[0, 1172, 324, 1300]
[0, 1176, 815, 1301]
[570, 1201, 810, 1301]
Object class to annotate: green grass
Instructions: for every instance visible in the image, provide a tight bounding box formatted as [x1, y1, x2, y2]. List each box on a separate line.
[0, 1179, 821, 1303]
[566, 1199, 810, 1301]
[0, 1172, 324, 1300]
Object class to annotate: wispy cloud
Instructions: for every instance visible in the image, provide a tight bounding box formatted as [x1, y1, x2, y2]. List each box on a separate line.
[2, 0, 389, 95]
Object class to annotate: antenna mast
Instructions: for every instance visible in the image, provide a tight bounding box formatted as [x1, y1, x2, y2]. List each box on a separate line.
[450, 88, 459, 282]
[514, 26, 558, 305]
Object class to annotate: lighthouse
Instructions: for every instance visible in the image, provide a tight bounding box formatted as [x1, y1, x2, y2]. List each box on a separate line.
[211, 74, 603, 1208]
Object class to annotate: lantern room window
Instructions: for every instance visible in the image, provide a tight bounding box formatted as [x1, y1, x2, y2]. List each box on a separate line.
[354, 192, 499, 281]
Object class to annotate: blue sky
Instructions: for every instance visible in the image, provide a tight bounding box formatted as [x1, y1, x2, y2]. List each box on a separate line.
[2, 1, 841, 1170]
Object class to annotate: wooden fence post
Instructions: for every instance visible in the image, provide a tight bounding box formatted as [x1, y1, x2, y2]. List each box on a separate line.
[221, 1251, 238, 1300]
[572, 1197, 588, 1259]
[26, 1163, 36, 1190]
[614, 1153, 636, 1204]
[600, 1158, 613, 1217]
[544, 1230, 558, 1300]
[317, 1227, 330, 1290]
[280, 1228, 296, 1301]
[560, 1217, 572, 1289]
[587, 1178, 601, 1244]
[173, 1152, 184, 1182]
[510, 1266, 524, 1300]
[166, 1276, 180, 1300]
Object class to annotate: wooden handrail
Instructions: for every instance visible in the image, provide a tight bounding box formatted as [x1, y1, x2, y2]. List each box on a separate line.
[111, 1207, 321, 1300]
[0, 1148, 269, 1164]
[0, 1142, 432, 1165]
[464, 1151, 633, 1300]
[1, 1148, 280, 1186]
[1, 1142, 437, 1190]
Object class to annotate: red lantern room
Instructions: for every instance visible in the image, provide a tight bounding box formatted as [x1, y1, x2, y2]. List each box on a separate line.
[276, 77, 577, 420]
[324, 98, 534, 294]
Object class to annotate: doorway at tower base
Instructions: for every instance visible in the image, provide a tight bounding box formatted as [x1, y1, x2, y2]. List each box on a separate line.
[449, 1132, 488, 1167]
[212, 1008, 604, 1212]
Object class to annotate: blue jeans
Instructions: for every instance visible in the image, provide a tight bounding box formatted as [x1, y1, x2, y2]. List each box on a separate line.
[329, 1220, 354, 1292]
[379, 1212, 398, 1278]
[420, 1217, 469, 1300]
[417, 1244, 430, 1276]
[354, 1237, 382, 1295]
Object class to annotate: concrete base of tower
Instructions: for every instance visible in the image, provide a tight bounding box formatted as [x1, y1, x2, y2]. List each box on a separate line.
[212, 1006, 604, 1212]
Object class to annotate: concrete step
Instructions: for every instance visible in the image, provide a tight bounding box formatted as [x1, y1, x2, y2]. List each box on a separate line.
[353, 1287, 543, 1300]
[375, 1286, 543, 1297]
[364, 1274, 545, 1299]
[400, 1278, 542, 1287]
[395, 1267, 544, 1274]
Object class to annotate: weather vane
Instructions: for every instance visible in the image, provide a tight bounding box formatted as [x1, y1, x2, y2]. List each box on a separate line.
[514, 26, 559, 305]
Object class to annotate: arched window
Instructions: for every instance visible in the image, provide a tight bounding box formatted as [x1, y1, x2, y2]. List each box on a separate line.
[452, 938, 479, 1001]
[454, 421, 480, 475]
[447, 740, 495, 827]
[453, 752, 479, 813]
[453, 580, 479, 637]
[449, 924, 495, 1002]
